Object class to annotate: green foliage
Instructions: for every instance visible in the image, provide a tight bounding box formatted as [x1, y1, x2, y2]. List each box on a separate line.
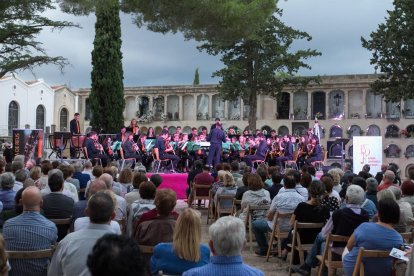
[89, 0, 125, 133]
[199, 11, 320, 129]
[123, 0, 276, 44]
[0, 0, 76, 78]
[362, 0, 414, 101]
[193, 67, 200, 85]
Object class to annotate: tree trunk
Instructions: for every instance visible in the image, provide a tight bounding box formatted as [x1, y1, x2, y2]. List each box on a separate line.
[247, 91, 257, 131]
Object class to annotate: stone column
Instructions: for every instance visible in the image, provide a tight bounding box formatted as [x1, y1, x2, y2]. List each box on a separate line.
[257, 95, 261, 120]
[224, 100, 228, 120]
[164, 95, 168, 115]
[307, 92, 312, 120]
[362, 89, 367, 116]
[148, 96, 153, 115]
[208, 94, 213, 120]
[240, 99, 244, 121]
[179, 95, 183, 121]
[343, 91, 348, 119]
[325, 91, 329, 120]
[289, 92, 294, 119]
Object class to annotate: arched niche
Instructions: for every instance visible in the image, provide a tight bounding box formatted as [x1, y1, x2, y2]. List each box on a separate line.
[261, 125, 272, 136]
[153, 96, 165, 120]
[183, 126, 192, 134]
[347, 125, 362, 138]
[212, 94, 225, 119]
[8, 101, 19, 136]
[328, 90, 345, 119]
[348, 145, 354, 158]
[385, 124, 400, 138]
[278, 126, 289, 136]
[293, 91, 308, 120]
[125, 96, 136, 120]
[59, 107, 68, 131]
[36, 105, 45, 130]
[405, 145, 414, 158]
[366, 124, 381, 136]
[154, 126, 163, 135]
[140, 126, 148, 134]
[404, 99, 414, 118]
[329, 125, 343, 138]
[384, 143, 401, 158]
[385, 101, 401, 119]
[168, 126, 177, 134]
[137, 96, 149, 118]
[228, 97, 241, 120]
[405, 164, 414, 177]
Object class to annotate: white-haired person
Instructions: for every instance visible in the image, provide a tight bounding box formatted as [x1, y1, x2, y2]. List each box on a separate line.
[151, 208, 210, 275]
[183, 216, 264, 276]
[292, 185, 369, 275]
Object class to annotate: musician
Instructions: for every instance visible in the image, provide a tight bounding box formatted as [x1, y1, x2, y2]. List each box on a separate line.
[210, 117, 221, 131]
[206, 121, 226, 168]
[154, 129, 180, 171]
[102, 137, 115, 161]
[188, 127, 198, 141]
[305, 138, 322, 166]
[122, 132, 142, 164]
[126, 119, 140, 142]
[201, 127, 208, 137]
[270, 129, 277, 141]
[85, 131, 108, 167]
[274, 135, 294, 168]
[244, 133, 267, 167]
[296, 136, 309, 168]
[175, 126, 182, 136]
[70, 113, 81, 158]
[147, 127, 155, 138]
[115, 126, 126, 142]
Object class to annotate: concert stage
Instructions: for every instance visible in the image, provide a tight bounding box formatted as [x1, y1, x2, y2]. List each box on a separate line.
[147, 173, 188, 199]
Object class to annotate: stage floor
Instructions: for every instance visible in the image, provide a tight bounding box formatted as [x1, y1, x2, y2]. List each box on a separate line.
[147, 173, 188, 199]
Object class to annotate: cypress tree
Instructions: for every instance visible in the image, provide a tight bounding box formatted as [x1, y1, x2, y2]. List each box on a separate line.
[193, 68, 200, 85]
[90, 0, 124, 133]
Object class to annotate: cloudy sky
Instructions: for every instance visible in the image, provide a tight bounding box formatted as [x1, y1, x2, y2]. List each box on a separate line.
[20, 0, 394, 89]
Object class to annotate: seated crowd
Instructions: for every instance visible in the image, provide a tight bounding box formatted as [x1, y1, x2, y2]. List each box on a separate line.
[0, 153, 412, 276]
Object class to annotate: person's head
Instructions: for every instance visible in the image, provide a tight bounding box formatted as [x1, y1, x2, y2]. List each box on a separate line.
[92, 165, 104, 178]
[149, 174, 163, 188]
[29, 166, 41, 181]
[99, 173, 113, 189]
[401, 180, 414, 196]
[74, 112, 80, 120]
[132, 172, 147, 189]
[300, 172, 312, 189]
[13, 187, 25, 214]
[59, 164, 74, 180]
[256, 167, 268, 183]
[154, 189, 176, 216]
[345, 185, 365, 205]
[209, 216, 245, 256]
[87, 234, 145, 276]
[223, 173, 235, 187]
[377, 188, 396, 202]
[307, 166, 316, 176]
[366, 177, 378, 194]
[320, 175, 334, 193]
[388, 185, 402, 200]
[358, 171, 370, 180]
[383, 170, 395, 184]
[84, 161, 93, 170]
[192, 160, 203, 171]
[230, 161, 239, 172]
[362, 164, 370, 173]
[247, 174, 264, 191]
[21, 186, 42, 211]
[160, 129, 169, 139]
[377, 197, 400, 225]
[48, 169, 64, 192]
[86, 191, 115, 224]
[309, 180, 326, 205]
[283, 174, 296, 189]
[11, 161, 24, 174]
[327, 168, 344, 185]
[139, 181, 156, 200]
[352, 176, 367, 191]
[1, 172, 15, 190]
[271, 172, 282, 186]
[173, 208, 202, 262]
[118, 168, 133, 184]
[87, 179, 107, 198]
[344, 162, 352, 172]
[15, 169, 28, 183]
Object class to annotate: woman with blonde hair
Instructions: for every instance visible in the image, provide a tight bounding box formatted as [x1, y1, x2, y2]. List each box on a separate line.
[150, 208, 210, 275]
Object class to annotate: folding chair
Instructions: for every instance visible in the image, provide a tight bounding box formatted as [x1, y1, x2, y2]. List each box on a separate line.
[288, 221, 325, 275]
[231, 199, 242, 216]
[266, 212, 293, 262]
[119, 148, 136, 171]
[316, 234, 349, 276]
[7, 247, 56, 260]
[246, 204, 270, 253]
[152, 148, 174, 173]
[312, 150, 328, 171]
[252, 150, 269, 172]
[352, 247, 391, 276]
[285, 150, 299, 171]
[215, 194, 235, 219]
[83, 147, 102, 166]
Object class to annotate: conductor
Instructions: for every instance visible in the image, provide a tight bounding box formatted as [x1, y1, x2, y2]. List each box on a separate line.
[206, 121, 226, 168]
[70, 113, 81, 158]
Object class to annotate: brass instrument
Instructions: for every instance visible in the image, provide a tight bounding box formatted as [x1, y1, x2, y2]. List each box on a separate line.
[306, 144, 315, 159]
[93, 139, 104, 154]
[164, 137, 175, 155]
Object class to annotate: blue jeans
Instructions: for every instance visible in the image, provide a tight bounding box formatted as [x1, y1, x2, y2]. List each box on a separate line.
[252, 220, 271, 253]
[305, 232, 326, 267]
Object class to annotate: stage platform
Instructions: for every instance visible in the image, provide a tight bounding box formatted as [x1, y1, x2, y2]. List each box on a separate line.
[147, 173, 188, 199]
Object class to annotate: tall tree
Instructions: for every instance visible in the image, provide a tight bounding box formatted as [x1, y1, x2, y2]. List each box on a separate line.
[199, 12, 320, 130]
[89, 0, 124, 133]
[193, 67, 200, 85]
[362, 0, 414, 102]
[0, 0, 75, 78]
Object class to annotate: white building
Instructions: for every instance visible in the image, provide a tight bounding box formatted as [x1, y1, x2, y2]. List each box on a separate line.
[0, 74, 55, 136]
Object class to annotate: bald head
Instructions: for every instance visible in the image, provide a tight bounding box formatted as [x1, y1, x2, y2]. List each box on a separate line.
[21, 186, 42, 211]
[88, 179, 107, 198]
[99, 173, 113, 189]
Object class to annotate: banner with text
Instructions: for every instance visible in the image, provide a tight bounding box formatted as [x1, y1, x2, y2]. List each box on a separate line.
[353, 136, 382, 176]
[13, 129, 43, 166]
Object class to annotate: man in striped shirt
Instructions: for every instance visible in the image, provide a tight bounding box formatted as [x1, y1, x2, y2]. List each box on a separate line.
[3, 186, 57, 276]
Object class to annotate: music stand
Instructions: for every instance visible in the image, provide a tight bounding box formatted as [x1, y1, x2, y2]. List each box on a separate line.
[335, 138, 350, 169]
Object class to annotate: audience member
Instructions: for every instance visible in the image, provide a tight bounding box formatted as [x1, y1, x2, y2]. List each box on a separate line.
[388, 185, 413, 232]
[320, 175, 340, 212]
[342, 198, 403, 276]
[278, 170, 308, 201]
[183, 216, 264, 276]
[151, 208, 210, 275]
[378, 170, 398, 191]
[4, 186, 57, 276]
[118, 168, 133, 195]
[365, 177, 378, 206]
[100, 173, 126, 220]
[13, 169, 27, 191]
[0, 173, 17, 211]
[235, 172, 250, 201]
[214, 173, 237, 209]
[327, 167, 344, 193]
[87, 234, 145, 276]
[72, 179, 107, 223]
[1, 188, 25, 224]
[0, 234, 8, 276]
[125, 172, 147, 206]
[48, 192, 116, 276]
[149, 174, 163, 188]
[349, 176, 377, 219]
[72, 162, 91, 201]
[128, 181, 156, 237]
[401, 179, 414, 213]
[266, 172, 283, 200]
